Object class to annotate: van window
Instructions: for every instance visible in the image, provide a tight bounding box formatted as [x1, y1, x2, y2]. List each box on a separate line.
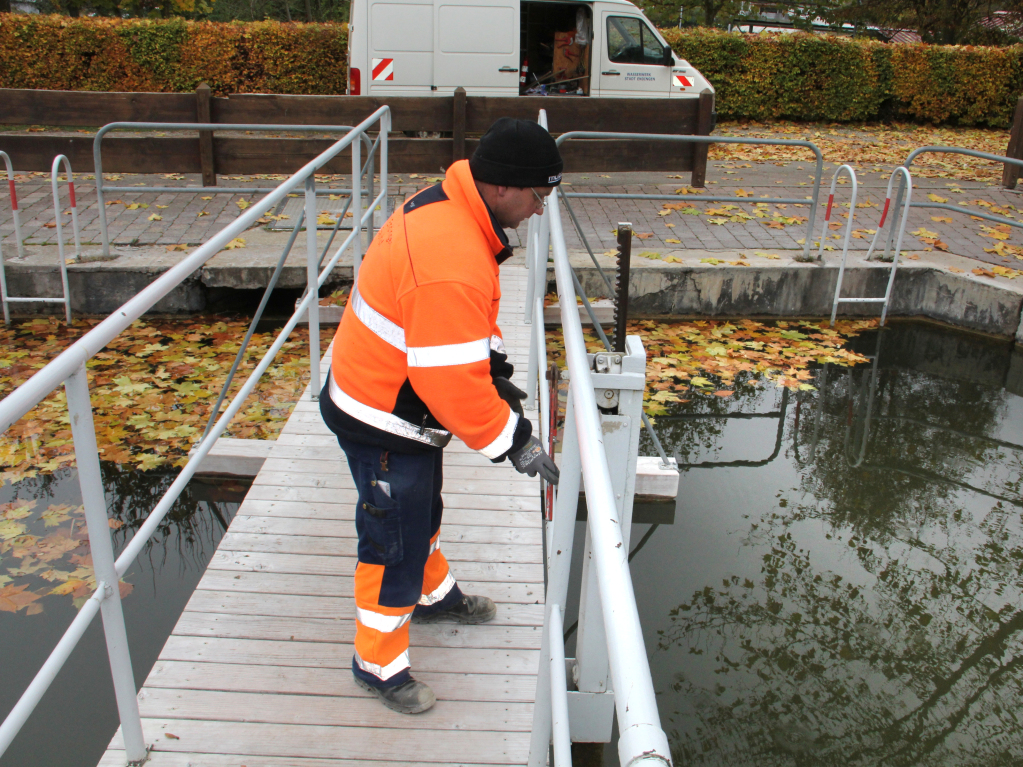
[606, 16, 664, 65]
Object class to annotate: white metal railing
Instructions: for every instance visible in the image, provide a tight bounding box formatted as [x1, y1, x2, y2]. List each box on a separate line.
[526, 113, 673, 767]
[0, 106, 389, 765]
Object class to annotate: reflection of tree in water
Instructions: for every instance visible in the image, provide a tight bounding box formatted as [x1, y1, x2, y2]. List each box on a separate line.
[657, 328, 1023, 766]
[102, 463, 246, 577]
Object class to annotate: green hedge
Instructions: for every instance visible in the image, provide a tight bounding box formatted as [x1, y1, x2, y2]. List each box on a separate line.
[0, 15, 1020, 125]
[0, 14, 347, 95]
[662, 27, 1023, 126]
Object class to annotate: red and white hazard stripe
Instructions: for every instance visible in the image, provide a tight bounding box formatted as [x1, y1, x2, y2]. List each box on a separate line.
[371, 58, 394, 82]
[673, 74, 693, 88]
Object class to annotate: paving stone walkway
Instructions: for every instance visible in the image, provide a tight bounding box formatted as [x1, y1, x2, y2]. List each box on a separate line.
[3, 159, 1023, 269]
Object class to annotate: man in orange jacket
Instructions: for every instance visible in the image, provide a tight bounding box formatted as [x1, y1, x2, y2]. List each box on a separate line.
[320, 118, 561, 714]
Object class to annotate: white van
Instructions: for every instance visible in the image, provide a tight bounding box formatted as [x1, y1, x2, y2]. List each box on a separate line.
[347, 0, 713, 100]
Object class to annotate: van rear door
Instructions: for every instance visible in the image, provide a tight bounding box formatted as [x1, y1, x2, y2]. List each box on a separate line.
[596, 12, 670, 97]
[368, 0, 434, 94]
[433, 0, 519, 95]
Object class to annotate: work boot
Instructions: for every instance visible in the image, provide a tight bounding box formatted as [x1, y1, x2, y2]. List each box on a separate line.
[412, 594, 497, 624]
[354, 675, 436, 714]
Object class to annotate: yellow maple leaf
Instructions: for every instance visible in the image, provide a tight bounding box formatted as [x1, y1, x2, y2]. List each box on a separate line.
[927, 193, 948, 203]
[224, 238, 246, 250]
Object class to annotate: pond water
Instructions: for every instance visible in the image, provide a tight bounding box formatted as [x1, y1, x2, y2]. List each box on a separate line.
[567, 320, 1023, 767]
[0, 465, 249, 767]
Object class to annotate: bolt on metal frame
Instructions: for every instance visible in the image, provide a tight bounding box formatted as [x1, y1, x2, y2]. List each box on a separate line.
[525, 111, 676, 763]
[0, 107, 390, 765]
[93, 122, 378, 257]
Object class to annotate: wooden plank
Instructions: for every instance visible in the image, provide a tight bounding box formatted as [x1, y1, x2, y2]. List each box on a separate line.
[228, 515, 542, 545]
[145, 660, 538, 702]
[208, 550, 544, 583]
[1004, 95, 1023, 189]
[107, 718, 529, 763]
[214, 137, 455, 175]
[0, 135, 199, 173]
[0, 88, 196, 125]
[216, 532, 541, 563]
[180, 591, 543, 629]
[559, 138, 694, 173]
[252, 471, 537, 497]
[464, 95, 698, 134]
[235, 498, 540, 528]
[259, 457, 540, 484]
[243, 483, 538, 510]
[195, 571, 542, 604]
[159, 635, 540, 674]
[100, 754, 509, 767]
[452, 87, 467, 164]
[100, 753, 498, 767]
[135, 687, 534, 731]
[212, 93, 454, 132]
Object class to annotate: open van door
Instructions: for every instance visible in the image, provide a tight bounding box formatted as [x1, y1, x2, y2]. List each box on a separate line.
[596, 12, 671, 97]
[433, 0, 520, 95]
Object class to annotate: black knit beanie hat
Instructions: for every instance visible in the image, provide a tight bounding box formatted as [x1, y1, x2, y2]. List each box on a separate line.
[469, 117, 564, 188]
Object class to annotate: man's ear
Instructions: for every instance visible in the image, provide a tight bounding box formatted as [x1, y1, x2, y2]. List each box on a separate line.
[495, 185, 512, 198]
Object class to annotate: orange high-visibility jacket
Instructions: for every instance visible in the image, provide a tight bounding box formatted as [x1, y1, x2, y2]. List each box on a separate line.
[326, 159, 530, 458]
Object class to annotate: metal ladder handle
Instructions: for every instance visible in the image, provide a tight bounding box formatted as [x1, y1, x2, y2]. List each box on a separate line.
[49, 155, 78, 324]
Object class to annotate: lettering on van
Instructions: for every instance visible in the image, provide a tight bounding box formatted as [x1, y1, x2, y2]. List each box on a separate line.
[624, 72, 657, 82]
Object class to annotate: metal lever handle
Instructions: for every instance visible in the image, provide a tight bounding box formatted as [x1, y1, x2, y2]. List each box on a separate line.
[602, 70, 620, 75]
[499, 66, 518, 72]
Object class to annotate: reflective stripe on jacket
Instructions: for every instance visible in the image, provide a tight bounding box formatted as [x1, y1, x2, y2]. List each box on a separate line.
[329, 160, 529, 458]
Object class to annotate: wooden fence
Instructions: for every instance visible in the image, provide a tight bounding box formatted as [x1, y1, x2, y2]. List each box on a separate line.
[0, 86, 715, 185]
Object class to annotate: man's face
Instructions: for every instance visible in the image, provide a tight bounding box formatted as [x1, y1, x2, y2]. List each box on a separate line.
[493, 186, 554, 229]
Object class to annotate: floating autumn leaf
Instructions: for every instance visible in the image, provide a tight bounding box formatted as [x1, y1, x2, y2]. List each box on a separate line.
[223, 238, 246, 250]
[0, 584, 44, 613]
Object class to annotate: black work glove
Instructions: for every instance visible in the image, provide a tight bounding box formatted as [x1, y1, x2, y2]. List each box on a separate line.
[493, 377, 527, 418]
[509, 436, 560, 484]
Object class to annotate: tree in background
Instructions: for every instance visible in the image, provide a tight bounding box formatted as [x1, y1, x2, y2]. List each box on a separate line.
[819, 0, 1023, 44]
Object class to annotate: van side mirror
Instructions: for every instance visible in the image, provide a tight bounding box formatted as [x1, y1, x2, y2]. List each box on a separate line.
[662, 44, 674, 66]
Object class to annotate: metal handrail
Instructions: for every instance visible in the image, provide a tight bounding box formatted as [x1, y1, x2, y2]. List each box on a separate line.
[903, 146, 1023, 231]
[529, 181, 672, 767]
[92, 122, 376, 256]
[0, 107, 391, 764]
[553, 131, 825, 262]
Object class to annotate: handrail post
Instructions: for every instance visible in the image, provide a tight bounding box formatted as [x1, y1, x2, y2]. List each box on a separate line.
[549, 605, 573, 767]
[64, 365, 147, 763]
[524, 212, 539, 324]
[351, 126, 364, 279]
[305, 175, 321, 400]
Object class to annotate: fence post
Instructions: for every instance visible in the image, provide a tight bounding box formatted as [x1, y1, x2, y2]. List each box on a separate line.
[452, 87, 467, 165]
[1003, 96, 1023, 190]
[690, 92, 714, 188]
[196, 84, 216, 187]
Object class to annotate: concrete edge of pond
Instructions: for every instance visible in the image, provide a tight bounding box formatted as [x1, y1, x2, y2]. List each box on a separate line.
[5, 236, 1023, 343]
[555, 249, 1023, 342]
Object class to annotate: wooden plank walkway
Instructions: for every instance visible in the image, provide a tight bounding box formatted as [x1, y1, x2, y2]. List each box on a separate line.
[99, 266, 544, 766]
